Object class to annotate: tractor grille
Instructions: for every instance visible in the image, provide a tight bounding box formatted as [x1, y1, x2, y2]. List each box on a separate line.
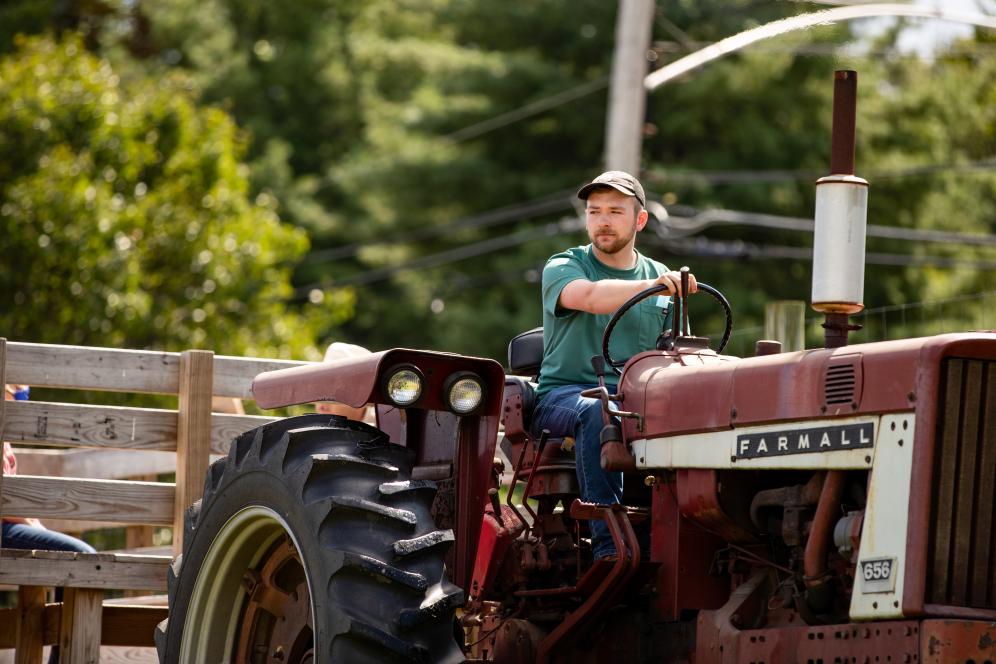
[926, 358, 996, 608]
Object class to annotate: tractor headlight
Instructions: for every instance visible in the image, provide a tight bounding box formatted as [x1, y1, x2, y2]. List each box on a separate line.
[385, 366, 423, 407]
[445, 372, 485, 415]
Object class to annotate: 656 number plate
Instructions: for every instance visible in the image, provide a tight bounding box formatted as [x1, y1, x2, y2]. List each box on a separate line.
[860, 557, 897, 594]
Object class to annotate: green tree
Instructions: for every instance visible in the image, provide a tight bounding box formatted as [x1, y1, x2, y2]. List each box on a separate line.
[3, 3, 992, 360]
[0, 35, 349, 358]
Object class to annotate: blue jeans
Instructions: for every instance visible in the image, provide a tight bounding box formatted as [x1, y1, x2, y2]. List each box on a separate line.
[2, 522, 94, 664]
[2, 522, 95, 554]
[532, 384, 621, 559]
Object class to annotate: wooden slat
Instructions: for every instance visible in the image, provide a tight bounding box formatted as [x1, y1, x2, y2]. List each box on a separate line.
[210, 412, 275, 454]
[213, 354, 308, 399]
[174, 350, 213, 555]
[33, 518, 169, 533]
[4, 401, 177, 451]
[1, 604, 167, 649]
[0, 550, 169, 591]
[101, 605, 168, 647]
[14, 450, 176, 482]
[59, 587, 102, 663]
[4, 341, 311, 398]
[1, 476, 174, 525]
[4, 402, 275, 455]
[89, 647, 159, 663]
[4, 343, 180, 394]
[125, 476, 157, 598]
[15, 587, 44, 664]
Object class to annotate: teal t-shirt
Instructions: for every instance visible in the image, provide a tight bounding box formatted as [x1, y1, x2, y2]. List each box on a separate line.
[535, 245, 672, 399]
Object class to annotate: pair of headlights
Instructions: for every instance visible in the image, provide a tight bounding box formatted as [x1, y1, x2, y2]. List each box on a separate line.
[385, 367, 486, 414]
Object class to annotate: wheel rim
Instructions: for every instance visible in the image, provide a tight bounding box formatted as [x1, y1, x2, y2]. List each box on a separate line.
[180, 506, 314, 664]
[236, 536, 314, 663]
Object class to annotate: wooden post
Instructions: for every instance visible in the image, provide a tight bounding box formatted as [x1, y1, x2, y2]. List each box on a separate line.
[14, 586, 45, 664]
[764, 300, 807, 352]
[173, 350, 213, 556]
[6, 342, 44, 664]
[1, 337, 7, 529]
[58, 587, 103, 663]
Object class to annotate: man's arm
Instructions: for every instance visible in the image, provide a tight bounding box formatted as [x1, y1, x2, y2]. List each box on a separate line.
[559, 270, 697, 315]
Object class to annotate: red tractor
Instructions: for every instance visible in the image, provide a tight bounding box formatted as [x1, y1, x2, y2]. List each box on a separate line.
[155, 73, 996, 662]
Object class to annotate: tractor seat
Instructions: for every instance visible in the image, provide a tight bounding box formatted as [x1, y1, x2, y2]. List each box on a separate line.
[505, 326, 544, 429]
[503, 326, 578, 497]
[507, 326, 543, 377]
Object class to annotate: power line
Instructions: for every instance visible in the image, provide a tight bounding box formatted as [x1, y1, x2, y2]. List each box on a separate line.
[725, 289, 996, 353]
[307, 156, 994, 270]
[648, 235, 996, 270]
[645, 155, 996, 185]
[305, 200, 995, 291]
[302, 189, 574, 264]
[313, 217, 582, 288]
[443, 77, 609, 143]
[659, 207, 996, 247]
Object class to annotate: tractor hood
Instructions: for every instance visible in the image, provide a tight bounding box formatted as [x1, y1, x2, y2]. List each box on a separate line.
[620, 332, 996, 441]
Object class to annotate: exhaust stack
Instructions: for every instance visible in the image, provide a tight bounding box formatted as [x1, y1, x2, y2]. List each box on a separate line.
[811, 70, 868, 348]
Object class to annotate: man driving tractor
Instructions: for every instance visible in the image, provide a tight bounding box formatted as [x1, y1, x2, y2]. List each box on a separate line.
[531, 170, 697, 560]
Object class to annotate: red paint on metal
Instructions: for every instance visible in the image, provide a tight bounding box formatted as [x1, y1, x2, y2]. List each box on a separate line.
[677, 469, 756, 543]
[252, 348, 504, 413]
[620, 349, 734, 440]
[254, 349, 504, 593]
[922, 604, 996, 621]
[920, 619, 996, 662]
[536, 501, 640, 664]
[470, 506, 523, 602]
[905, 334, 996, 617]
[697, 574, 927, 663]
[652, 477, 729, 621]
[455, 413, 503, 590]
[625, 334, 996, 440]
[252, 350, 387, 409]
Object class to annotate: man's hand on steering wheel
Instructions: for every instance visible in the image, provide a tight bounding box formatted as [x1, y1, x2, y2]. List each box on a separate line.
[653, 270, 697, 297]
[601, 271, 734, 374]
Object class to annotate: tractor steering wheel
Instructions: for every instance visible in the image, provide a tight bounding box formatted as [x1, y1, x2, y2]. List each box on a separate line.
[601, 282, 733, 375]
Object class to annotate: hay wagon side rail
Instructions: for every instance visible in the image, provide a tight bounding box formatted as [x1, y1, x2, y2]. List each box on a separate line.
[0, 338, 305, 661]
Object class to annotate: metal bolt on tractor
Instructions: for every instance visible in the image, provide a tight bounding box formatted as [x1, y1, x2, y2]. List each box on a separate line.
[155, 72, 996, 663]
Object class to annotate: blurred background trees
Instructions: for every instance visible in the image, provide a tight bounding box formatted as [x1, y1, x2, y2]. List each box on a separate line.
[1, 0, 993, 361]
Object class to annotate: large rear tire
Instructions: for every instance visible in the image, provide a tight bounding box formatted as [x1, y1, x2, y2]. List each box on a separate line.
[155, 414, 465, 663]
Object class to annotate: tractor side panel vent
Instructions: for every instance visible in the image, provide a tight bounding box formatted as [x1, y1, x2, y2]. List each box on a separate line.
[926, 358, 996, 610]
[823, 356, 862, 407]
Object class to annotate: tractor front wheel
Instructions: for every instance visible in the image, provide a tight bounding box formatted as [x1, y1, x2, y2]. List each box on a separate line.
[155, 414, 465, 663]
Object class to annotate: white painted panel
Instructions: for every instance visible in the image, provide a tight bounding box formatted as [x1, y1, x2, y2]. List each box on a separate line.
[633, 416, 879, 470]
[850, 413, 915, 619]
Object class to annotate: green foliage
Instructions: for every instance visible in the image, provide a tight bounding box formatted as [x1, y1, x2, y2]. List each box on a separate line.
[0, 36, 349, 358]
[1, 2, 993, 363]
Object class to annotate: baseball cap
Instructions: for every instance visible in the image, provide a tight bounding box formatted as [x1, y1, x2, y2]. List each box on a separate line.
[577, 170, 646, 208]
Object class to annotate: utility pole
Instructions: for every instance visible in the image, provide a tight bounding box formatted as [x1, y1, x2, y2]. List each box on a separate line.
[605, 0, 655, 175]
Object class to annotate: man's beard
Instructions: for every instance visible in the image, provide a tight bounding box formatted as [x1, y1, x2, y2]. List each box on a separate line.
[591, 227, 635, 254]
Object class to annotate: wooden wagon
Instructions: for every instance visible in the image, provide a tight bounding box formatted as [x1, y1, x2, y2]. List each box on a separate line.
[0, 338, 306, 662]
